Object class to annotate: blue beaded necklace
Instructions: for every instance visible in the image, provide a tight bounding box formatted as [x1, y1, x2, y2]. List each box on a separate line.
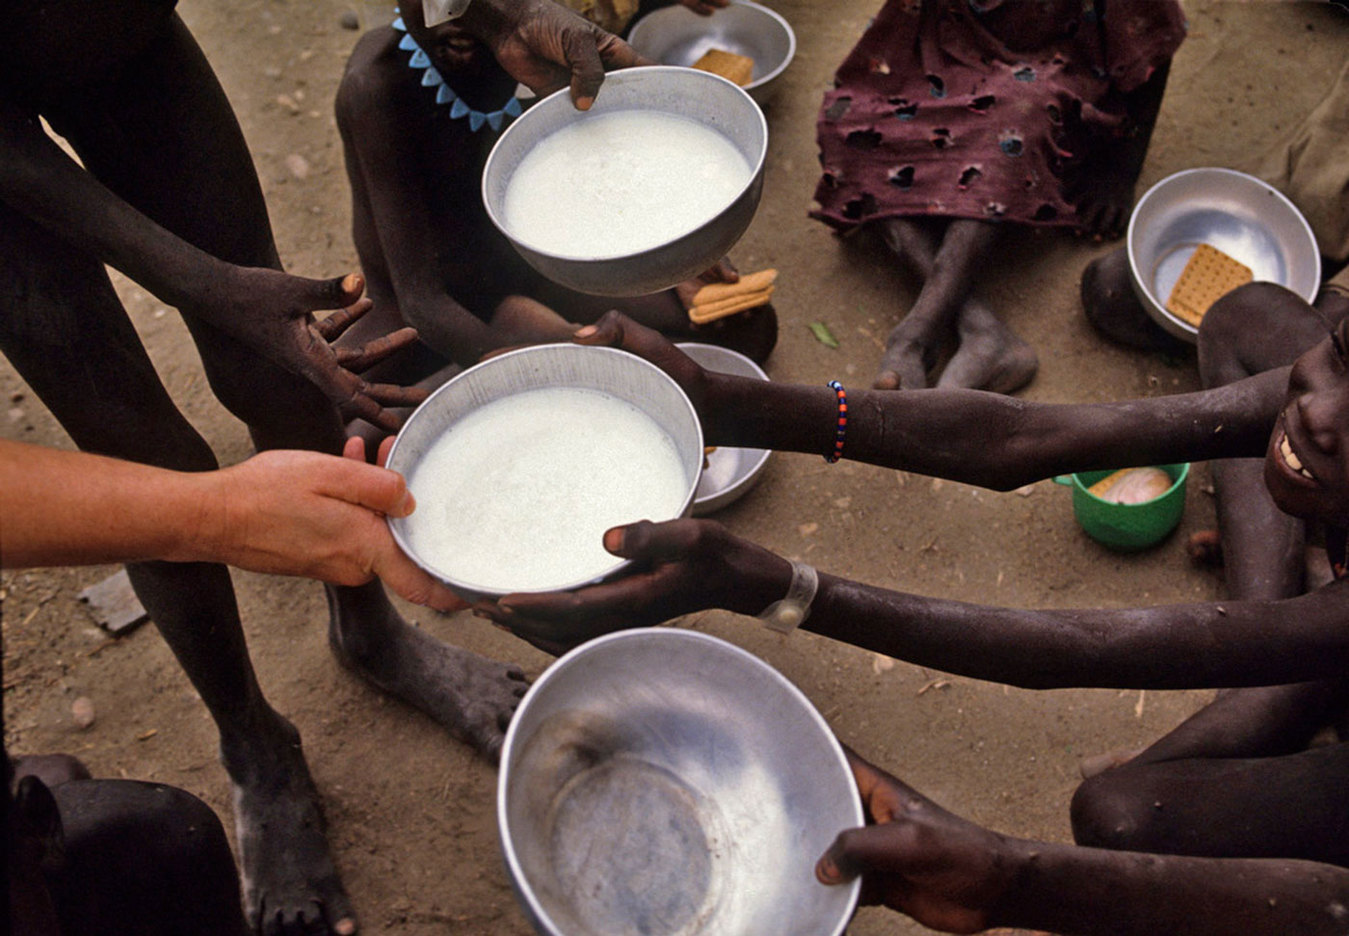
[392, 15, 522, 132]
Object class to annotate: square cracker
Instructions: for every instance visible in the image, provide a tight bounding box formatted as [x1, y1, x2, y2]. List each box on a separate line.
[1165, 243, 1253, 327]
[692, 49, 755, 87]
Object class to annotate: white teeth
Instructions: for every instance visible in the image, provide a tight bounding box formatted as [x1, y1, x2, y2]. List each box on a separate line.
[1280, 435, 1314, 479]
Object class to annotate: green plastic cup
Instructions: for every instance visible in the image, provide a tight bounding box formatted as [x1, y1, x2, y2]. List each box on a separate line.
[1053, 463, 1190, 552]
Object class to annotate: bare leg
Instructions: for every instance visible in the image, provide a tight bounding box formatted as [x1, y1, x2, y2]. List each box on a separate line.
[874, 218, 1028, 390]
[16, 17, 524, 933]
[1070, 283, 1349, 863]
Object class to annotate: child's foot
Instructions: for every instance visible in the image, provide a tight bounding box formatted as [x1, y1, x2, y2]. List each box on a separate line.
[1081, 247, 1187, 353]
[687, 303, 778, 364]
[936, 301, 1038, 394]
[874, 319, 941, 389]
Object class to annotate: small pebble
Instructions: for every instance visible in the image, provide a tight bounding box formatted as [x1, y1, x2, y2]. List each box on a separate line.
[72, 696, 96, 729]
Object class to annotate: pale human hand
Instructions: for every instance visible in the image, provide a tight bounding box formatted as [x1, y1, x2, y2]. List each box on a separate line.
[460, 0, 652, 109]
[200, 438, 464, 612]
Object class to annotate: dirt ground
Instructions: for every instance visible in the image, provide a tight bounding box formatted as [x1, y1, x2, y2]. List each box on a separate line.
[3, 2, 1346, 934]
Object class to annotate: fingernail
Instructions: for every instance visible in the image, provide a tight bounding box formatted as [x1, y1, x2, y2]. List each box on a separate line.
[574, 325, 597, 339]
[576, 96, 594, 111]
[815, 857, 840, 884]
[341, 273, 361, 292]
[603, 527, 625, 553]
[396, 491, 416, 516]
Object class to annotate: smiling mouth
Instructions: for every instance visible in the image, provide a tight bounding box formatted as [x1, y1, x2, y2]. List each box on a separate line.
[1278, 432, 1316, 481]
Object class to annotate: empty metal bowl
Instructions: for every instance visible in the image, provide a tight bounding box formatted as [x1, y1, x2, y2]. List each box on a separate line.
[499, 628, 863, 936]
[675, 342, 772, 515]
[482, 66, 767, 297]
[627, 0, 797, 107]
[384, 344, 703, 602]
[1127, 167, 1321, 343]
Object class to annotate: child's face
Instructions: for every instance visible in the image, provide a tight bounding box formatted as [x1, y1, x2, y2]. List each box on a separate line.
[404, 8, 493, 76]
[1265, 319, 1349, 526]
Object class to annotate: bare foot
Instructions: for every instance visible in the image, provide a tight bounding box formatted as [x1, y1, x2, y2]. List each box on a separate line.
[326, 583, 529, 761]
[936, 302, 1038, 394]
[874, 318, 940, 389]
[224, 721, 355, 936]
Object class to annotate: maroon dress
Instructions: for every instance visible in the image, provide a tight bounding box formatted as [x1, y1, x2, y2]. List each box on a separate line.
[812, 0, 1186, 232]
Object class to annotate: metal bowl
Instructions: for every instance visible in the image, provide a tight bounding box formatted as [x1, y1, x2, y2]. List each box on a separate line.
[1127, 167, 1321, 343]
[627, 0, 797, 107]
[675, 343, 772, 515]
[499, 628, 862, 936]
[482, 66, 767, 297]
[384, 344, 703, 603]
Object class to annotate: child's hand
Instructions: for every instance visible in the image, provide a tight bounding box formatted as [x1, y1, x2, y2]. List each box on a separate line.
[678, 0, 732, 15]
[573, 310, 714, 421]
[816, 748, 1020, 933]
[473, 517, 787, 654]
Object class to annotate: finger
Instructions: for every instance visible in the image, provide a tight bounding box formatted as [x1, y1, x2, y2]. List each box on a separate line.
[359, 382, 431, 409]
[334, 327, 421, 372]
[314, 296, 375, 340]
[375, 552, 466, 613]
[342, 435, 367, 462]
[564, 28, 608, 109]
[594, 32, 652, 71]
[311, 456, 415, 517]
[376, 436, 396, 468]
[604, 518, 708, 562]
[339, 395, 405, 433]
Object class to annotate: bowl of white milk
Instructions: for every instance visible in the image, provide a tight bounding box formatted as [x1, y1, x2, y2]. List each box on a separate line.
[384, 344, 703, 602]
[482, 65, 767, 297]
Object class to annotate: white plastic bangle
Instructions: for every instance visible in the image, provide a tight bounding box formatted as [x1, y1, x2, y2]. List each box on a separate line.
[758, 560, 818, 634]
[423, 0, 471, 26]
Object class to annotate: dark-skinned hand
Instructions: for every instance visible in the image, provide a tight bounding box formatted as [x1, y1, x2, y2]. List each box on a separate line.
[473, 517, 789, 655]
[460, 0, 654, 109]
[219, 267, 427, 431]
[816, 747, 1021, 934]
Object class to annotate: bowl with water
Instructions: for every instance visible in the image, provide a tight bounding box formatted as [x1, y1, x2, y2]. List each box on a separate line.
[384, 344, 703, 602]
[482, 66, 767, 297]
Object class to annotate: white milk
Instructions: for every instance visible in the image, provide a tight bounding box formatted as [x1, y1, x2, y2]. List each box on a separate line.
[405, 387, 689, 592]
[502, 110, 751, 259]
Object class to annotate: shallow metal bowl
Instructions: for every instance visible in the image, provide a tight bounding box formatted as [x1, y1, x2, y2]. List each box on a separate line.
[1127, 167, 1321, 343]
[499, 628, 862, 936]
[675, 343, 772, 515]
[627, 0, 797, 107]
[384, 344, 703, 603]
[482, 66, 767, 297]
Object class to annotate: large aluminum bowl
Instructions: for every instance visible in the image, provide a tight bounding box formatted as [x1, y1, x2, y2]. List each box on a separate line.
[499, 628, 863, 936]
[1127, 167, 1321, 343]
[482, 66, 767, 297]
[627, 0, 797, 107]
[384, 344, 703, 603]
[676, 343, 772, 516]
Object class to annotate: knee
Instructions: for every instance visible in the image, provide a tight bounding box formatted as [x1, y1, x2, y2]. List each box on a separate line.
[1069, 770, 1163, 852]
[1196, 281, 1305, 380]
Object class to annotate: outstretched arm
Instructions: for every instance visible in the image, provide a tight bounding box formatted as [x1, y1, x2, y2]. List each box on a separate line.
[0, 438, 462, 611]
[477, 516, 1349, 687]
[0, 93, 423, 429]
[817, 749, 1349, 936]
[574, 312, 1284, 488]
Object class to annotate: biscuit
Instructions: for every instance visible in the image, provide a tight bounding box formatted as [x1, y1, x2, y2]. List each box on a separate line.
[692, 49, 755, 87]
[1164, 243, 1253, 327]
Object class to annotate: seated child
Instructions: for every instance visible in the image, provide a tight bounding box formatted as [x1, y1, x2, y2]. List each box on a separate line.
[334, 0, 772, 441]
[813, 0, 1185, 391]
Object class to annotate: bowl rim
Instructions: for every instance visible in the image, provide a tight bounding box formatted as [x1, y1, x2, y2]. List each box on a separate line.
[1125, 166, 1321, 342]
[496, 626, 864, 936]
[627, 0, 798, 93]
[1056, 463, 1190, 508]
[384, 343, 703, 599]
[481, 64, 768, 263]
[674, 342, 773, 513]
